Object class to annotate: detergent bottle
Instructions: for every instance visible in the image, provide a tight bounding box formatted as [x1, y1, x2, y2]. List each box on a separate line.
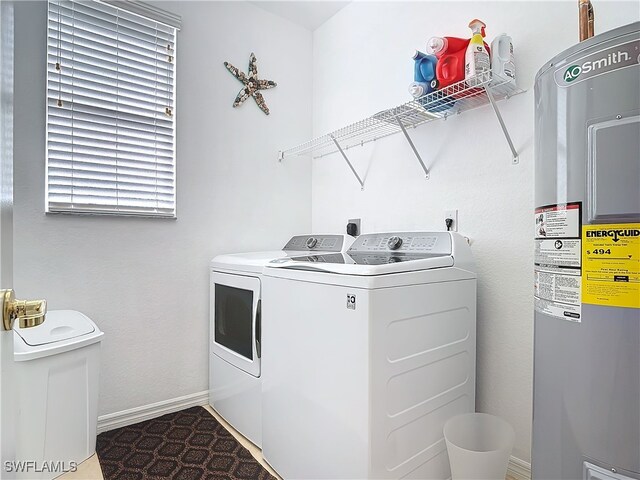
[408, 50, 438, 98]
[465, 19, 491, 86]
[427, 36, 470, 57]
[427, 36, 469, 89]
[410, 50, 457, 113]
[490, 33, 515, 87]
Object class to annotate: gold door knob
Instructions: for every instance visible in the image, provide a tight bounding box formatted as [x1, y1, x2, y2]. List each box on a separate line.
[2, 289, 47, 331]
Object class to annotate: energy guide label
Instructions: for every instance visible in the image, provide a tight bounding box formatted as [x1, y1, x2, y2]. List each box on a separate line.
[582, 224, 640, 309]
[534, 202, 582, 322]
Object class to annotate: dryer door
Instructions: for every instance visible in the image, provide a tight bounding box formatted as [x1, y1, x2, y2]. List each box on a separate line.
[211, 271, 261, 377]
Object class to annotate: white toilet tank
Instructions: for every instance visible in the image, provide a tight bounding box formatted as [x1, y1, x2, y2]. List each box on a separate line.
[12, 310, 104, 480]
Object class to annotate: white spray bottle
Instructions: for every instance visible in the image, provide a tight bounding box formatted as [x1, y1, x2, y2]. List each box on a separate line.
[465, 19, 490, 87]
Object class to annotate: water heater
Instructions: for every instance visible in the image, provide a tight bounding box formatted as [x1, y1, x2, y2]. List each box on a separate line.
[533, 22, 639, 480]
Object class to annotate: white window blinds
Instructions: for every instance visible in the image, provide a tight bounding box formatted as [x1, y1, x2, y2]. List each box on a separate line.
[46, 0, 178, 217]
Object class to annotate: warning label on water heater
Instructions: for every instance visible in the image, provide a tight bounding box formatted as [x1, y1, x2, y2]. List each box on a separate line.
[534, 203, 582, 322]
[535, 203, 581, 239]
[582, 224, 640, 309]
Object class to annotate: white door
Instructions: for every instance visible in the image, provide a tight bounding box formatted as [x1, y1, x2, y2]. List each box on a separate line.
[210, 272, 262, 377]
[0, 1, 16, 477]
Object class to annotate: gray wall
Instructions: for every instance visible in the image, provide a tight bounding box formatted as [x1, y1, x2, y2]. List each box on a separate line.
[12, 0, 312, 416]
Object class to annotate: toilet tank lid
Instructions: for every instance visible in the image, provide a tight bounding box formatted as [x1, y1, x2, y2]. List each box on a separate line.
[13, 310, 104, 361]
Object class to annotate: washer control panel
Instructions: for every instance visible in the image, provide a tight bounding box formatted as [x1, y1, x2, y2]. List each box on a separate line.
[348, 232, 452, 255]
[284, 235, 345, 252]
[387, 236, 403, 250]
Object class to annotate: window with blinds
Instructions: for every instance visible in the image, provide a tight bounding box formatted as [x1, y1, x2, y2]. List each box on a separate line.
[46, 0, 178, 217]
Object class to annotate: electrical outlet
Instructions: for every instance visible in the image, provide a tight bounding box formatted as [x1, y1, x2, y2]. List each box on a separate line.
[347, 218, 361, 236]
[444, 209, 458, 232]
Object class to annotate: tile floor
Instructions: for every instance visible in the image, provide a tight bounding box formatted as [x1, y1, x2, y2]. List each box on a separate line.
[59, 405, 279, 480]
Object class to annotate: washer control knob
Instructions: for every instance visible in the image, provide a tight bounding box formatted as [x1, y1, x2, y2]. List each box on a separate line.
[306, 237, 318, 249]
[387, 236, 403, 250]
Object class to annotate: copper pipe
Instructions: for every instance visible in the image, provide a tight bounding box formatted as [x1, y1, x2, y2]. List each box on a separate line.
[579, 0, 595, 41]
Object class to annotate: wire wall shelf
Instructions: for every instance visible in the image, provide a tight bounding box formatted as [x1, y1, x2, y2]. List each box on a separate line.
[278, 72, 524, 189]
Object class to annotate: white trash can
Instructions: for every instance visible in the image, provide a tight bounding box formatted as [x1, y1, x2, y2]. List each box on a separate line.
[444, 413, 515, 480]
[13, 310, 104, 480]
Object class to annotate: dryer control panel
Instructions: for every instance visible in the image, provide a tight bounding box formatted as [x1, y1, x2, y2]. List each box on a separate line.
[347, 232, 452, 255]
[283, 235, 345, 252]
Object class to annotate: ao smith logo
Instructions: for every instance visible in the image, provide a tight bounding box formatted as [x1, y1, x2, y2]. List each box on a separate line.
[564, 50, 631, 82]
[586, 228, 640, 242]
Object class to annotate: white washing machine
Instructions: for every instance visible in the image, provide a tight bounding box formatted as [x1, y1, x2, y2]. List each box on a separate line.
[262, 232, 477, 479]
[209, 234, 354, 447]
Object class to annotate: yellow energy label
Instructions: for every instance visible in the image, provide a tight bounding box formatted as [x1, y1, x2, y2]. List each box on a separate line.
[582, 224, 640, 309]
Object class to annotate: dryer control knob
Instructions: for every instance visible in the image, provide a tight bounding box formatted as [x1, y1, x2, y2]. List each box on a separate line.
[306, 237, 318, 249]
[387, 236, 403, 250]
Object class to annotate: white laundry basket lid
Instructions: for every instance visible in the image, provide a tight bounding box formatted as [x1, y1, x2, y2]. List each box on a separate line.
[14, 310, 104, 361]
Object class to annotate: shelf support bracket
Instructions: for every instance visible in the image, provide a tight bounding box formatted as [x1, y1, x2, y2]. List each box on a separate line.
[395, 115, 430, 179]
[331, 135, 365, 190]
[484, 86, 519, 164]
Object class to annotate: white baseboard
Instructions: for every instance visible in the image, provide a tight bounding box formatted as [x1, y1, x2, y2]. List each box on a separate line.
[508, 455, 532, 480]
[97, 390, 209, 434]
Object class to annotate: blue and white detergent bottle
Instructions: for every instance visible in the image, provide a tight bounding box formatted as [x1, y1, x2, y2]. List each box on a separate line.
[409, 49, 456, 113]
[408, 50, 438, 99]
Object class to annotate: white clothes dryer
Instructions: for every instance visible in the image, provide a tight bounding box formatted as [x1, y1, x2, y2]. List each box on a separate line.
[262, 232, 477, 479]
[209, 234, 354, 447]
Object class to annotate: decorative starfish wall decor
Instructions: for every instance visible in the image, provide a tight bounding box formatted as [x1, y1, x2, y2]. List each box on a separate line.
[224, 53, 277, 115]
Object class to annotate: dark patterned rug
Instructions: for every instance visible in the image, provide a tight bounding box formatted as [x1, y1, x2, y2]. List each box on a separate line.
[96, 406, 275, 480]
